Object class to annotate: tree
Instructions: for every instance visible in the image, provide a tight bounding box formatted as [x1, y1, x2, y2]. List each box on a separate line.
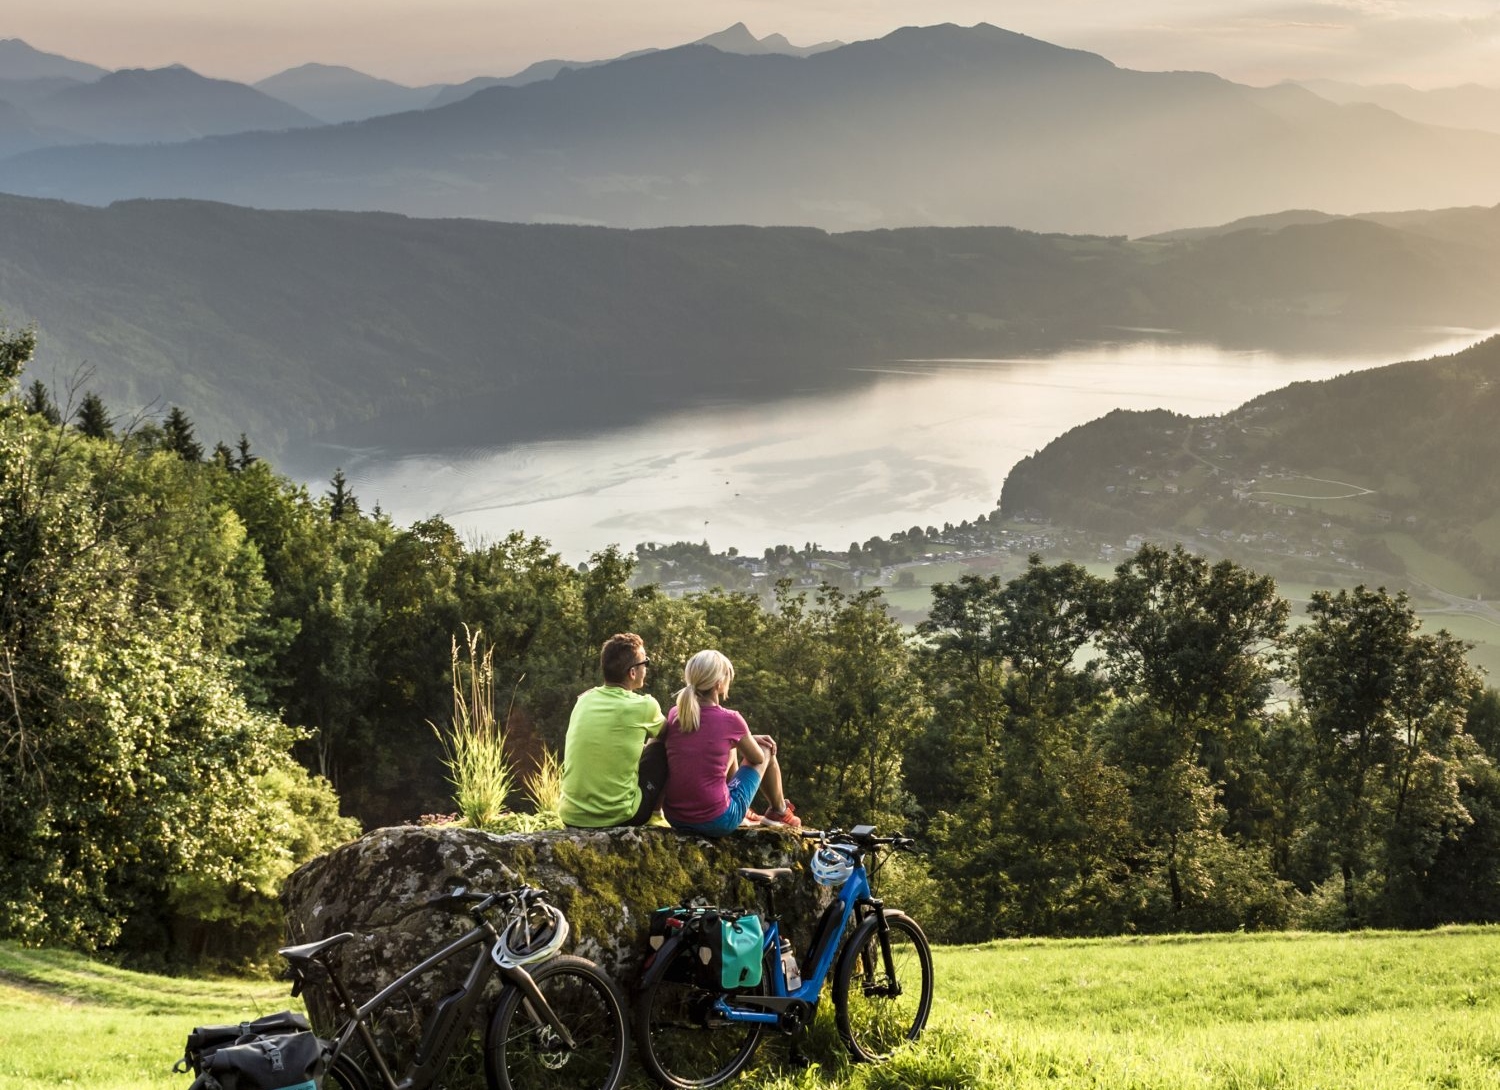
[327, 467, 358, 521]
[74, 391, 113, 439]
[1097, 544, 1289, 916]
[0, 326, 350, 953]
[235, 432, 258, 470]
[23, 379, 61, 424]
[1293, 586, 1484, 925]
[915, 558, 1128, 938]
[163, 405, 204, 462]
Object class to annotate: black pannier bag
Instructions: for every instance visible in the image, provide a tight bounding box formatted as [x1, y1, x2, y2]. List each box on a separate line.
[646, 905, 764, 990]
[201, 1030, 326, 1090]
[174, 1010, 325, 1090]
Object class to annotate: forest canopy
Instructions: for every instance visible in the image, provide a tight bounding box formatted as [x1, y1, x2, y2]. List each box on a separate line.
[3, 323, 1497, 966]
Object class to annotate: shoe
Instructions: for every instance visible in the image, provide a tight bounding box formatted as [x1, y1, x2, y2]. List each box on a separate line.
[762, 801, 801, 830]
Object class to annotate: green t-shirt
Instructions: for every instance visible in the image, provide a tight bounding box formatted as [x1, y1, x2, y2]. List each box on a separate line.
[558, 685, 665, 827]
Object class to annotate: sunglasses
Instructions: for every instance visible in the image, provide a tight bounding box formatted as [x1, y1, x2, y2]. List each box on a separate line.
[632, 659, 651, 669]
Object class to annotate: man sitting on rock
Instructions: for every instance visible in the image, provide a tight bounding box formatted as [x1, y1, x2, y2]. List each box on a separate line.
[559, 632, 667, 828]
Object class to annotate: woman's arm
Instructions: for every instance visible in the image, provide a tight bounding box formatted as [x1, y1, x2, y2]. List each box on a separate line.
[736, 729, 766, 768]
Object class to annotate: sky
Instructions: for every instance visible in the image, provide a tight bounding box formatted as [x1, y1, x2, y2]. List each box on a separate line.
[9, 1, 1500, 89]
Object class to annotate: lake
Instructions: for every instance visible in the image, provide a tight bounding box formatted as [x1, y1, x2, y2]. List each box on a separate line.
[340, 330, 1489, 562]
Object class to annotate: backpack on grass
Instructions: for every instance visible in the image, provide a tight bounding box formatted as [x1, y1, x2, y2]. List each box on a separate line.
[647, 905, 764, 990]
[174, 1010, 326, 1090]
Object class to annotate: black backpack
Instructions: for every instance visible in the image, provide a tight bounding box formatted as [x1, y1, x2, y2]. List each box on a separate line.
[175, 1011, 327, 1090]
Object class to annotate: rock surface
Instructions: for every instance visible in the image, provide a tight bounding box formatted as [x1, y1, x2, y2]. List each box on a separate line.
[279, 823, 824, 1032]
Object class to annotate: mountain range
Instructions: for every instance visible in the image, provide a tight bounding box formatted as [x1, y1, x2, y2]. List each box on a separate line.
[5, 193, 1500, 468]
[1294, 79, 1500, 136]
[2, 24, 1499, 235]
[0, 23, 845, 144]
[424, 22, 844, 110]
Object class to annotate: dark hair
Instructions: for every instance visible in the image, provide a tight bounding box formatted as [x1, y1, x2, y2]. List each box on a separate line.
[600, 632, 645, 685]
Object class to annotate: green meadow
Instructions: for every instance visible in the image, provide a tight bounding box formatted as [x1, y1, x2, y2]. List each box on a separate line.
[6, 928, 1499, 1090]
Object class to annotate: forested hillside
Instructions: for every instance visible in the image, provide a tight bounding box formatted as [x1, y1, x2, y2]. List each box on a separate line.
[1001, 335, 1500, 595]
[4, 195, 1500, 465]
[6, 323, 1500, 968]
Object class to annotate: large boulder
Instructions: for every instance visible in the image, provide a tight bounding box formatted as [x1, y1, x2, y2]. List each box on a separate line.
[280, 823, 824, 1032]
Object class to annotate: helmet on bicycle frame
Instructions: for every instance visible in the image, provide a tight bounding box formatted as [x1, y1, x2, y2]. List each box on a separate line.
[492, 903, 570, 967]
[810, 845, 856, 889]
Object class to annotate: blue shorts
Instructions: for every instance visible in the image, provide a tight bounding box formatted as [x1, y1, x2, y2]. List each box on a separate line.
[669, 766, 763, 837]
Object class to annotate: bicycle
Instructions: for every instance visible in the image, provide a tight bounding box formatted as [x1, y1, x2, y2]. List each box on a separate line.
[279, 884, 628, 1090]
[633, 824, 934, 1088]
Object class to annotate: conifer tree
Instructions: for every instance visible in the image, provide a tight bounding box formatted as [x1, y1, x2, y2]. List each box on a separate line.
[235, 432, 258, 470]
[327, 468, 359, 521]
[23, 379, 60, 425]
[163, 405, 203, 462]
[74, 391, 113, 440]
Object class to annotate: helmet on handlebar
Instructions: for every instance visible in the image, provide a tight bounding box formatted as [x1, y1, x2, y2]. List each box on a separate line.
[810, 845, 855, 889]
[492, 903, 570, 967]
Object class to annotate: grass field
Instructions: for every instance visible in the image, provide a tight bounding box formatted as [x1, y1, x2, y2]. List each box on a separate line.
[5, 927, 1500, 1089]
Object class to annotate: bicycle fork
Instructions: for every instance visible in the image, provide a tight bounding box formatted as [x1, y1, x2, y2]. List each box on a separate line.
[857, 899, 903, 1000]
[501, 965, 579, 1051]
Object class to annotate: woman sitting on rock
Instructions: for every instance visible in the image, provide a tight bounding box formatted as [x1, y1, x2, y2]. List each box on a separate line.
[660, 649, 800, 835]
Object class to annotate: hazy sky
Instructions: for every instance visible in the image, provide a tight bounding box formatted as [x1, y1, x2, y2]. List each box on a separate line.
[10, 1, 1500, 88]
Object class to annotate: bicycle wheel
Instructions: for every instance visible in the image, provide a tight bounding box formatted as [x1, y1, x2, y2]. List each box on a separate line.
[485, 954, 628, 1090]
[633, 937, 764, 1089]
[325, 1052, 373, 1090]
[833, 910, 933, 1063]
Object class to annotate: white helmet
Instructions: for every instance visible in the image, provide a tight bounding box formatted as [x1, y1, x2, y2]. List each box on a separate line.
[492, 903, 570, 967]
[810, 845, 855, 889]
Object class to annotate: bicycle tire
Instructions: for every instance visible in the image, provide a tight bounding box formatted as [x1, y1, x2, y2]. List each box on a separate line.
[633, 936, 765, 1089]
[325, 1052, 373, 1090]
[832, 910, 933, 1063]
[484, 954, 628, 1090]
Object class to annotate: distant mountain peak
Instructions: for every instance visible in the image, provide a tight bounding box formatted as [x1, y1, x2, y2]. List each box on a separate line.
[0, 38, 109, 81]
[690, 23, 843, 58]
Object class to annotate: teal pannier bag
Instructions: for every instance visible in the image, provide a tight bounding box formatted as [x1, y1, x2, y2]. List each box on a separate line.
[712, 913, 764, 990]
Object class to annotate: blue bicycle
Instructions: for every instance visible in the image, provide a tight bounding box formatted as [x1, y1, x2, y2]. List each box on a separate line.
[634, 825, 934, 1088]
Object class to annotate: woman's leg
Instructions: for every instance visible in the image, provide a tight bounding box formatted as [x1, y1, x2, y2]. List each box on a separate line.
[756, 752, 786, 812]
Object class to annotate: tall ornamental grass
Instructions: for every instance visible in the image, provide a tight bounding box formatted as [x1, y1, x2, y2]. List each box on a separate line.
[431, 625, 562, 833]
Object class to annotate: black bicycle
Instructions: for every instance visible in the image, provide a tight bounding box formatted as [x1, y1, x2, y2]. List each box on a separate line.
[279, 884, 628, 1090]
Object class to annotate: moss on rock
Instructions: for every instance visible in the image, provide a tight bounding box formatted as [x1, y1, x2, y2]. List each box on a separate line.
[280, 824, 825, 1034]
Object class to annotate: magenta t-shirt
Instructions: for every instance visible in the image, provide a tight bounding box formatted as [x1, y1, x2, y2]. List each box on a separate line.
[662, 704, 749, 824]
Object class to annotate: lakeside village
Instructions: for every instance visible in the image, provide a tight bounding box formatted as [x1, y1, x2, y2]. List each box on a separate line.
[630, 413, 1439, 622]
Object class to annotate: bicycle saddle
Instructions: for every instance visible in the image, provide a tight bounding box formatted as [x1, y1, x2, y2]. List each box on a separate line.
[735, 867, 796, 886]
[278, 931, 355, 964]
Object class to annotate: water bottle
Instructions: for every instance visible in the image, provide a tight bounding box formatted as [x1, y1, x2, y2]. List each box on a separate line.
[778, 937, 801, 990]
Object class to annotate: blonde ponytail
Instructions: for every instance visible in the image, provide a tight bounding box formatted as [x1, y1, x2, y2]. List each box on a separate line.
[675, 649, 735, 734]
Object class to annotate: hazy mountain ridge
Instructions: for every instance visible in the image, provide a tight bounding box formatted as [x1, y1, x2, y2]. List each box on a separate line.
[0, 38, 108, 81]
[253, 64, 444, 124]
[5, 23, 1500, 235]
[424, 22, 842, 108]
[4, 193, 1500, 467]
[25, 65, 324, 143]
[1297, 78, 1500, 135]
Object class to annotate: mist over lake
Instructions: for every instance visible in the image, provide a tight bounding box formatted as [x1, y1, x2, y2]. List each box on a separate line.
[338, 330, 1487, 562]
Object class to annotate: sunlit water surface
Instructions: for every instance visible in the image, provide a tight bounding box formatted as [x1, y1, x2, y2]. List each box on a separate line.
[340, 333, 1487, 562]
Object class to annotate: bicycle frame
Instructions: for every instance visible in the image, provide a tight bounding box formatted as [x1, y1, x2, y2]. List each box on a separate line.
[296, 907, 579, 1090]
[709, 854, 879, 1025]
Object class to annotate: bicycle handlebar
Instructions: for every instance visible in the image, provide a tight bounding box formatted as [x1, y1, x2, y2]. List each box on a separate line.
[802, 826, 918, 853]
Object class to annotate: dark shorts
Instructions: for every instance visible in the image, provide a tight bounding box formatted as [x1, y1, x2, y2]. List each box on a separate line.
[624, 738, 668, 826]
